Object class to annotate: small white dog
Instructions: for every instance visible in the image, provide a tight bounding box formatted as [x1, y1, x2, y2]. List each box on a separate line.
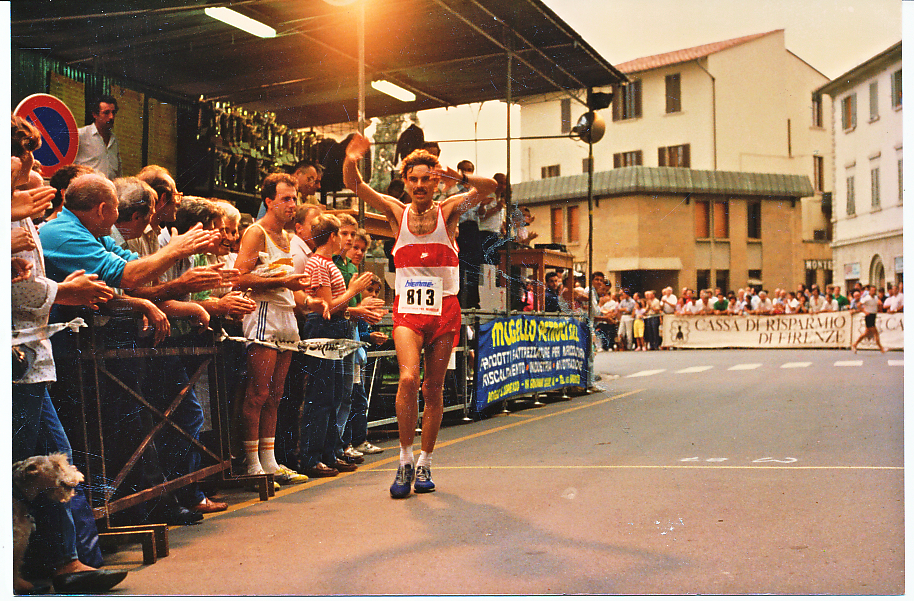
[12, 453, 84, 592]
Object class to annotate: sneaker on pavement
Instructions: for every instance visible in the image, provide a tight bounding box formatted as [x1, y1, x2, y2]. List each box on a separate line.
[414, 465, 435, 493]
[390, 463, 414, 499]
[273, 464, 309, 485]
[355, 441, 384, 454]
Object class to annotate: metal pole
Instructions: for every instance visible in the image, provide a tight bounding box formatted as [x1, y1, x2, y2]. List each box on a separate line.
[587, 137, 594, 322]
[357, 0, 366, 234]
[503, 33, 513, 316]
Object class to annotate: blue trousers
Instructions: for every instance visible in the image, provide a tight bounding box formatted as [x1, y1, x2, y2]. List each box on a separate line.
[299, 315, 350, 468]
[13, 383, 78, 569]
[144, 355, 205, 507]
[344, 370, 369, 448]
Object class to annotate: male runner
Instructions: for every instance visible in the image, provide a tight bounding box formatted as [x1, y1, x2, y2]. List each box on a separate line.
[343, 133, 496, 498]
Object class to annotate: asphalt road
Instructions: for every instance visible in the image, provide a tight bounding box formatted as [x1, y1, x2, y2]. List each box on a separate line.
[108, 348, 904, 595]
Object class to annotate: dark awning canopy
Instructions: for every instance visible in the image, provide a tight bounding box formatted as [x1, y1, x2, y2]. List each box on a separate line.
[12, 0, 627, 128]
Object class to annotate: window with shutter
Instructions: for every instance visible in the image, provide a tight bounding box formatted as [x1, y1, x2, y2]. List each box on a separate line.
[613, 151, 642, 168]
[567, 205, 580, 243]
[871, 167, 880, 209]
[695, 201, 710, 238]
[665, 73, 681, 113]
[869, 81, 879, 121]
[551, 207, 563, 243]
[846, 175, 856, 215]
[892, 69, 902, 108]
[659, 144, 690, 168]
[560, 98, 571, 134]
[613, 80, 642, 120]
[842, 94, 857, 130]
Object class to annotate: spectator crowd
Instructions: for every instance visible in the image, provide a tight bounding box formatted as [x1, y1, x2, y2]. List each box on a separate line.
[9, 102, 521, 591]
[533, 268, 903, 352]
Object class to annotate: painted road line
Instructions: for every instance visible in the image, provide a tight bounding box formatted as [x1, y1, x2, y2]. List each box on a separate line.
[834, 360, 863, 367]
[781, 362, 812, 369]
[888, 360, 904, 366]
[728, 363, 761, 371]
[626, 369, 667, 378]
[675, 366, 714, 374]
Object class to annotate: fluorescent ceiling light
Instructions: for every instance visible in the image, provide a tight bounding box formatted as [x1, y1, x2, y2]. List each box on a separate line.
[205, 7, 276, 38]
[371, 80, 416, 102]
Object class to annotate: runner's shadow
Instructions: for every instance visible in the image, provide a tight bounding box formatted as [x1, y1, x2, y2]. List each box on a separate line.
[321, 487, 685, 594]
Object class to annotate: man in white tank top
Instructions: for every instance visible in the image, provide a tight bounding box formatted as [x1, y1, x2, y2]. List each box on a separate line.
[234, 173, 318, 484]
[344, 133, 497, 498]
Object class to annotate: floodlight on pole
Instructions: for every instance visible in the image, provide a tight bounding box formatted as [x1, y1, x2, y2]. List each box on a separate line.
[371, 80, 416, 102]
[204, 7, 276, 38]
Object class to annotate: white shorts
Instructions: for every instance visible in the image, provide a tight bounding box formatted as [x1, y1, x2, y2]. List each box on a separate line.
[242, 301, 300, 345]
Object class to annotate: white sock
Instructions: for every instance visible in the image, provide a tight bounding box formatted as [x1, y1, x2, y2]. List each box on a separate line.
[259, 437, 281, 473]
[417, 450, 432, 468]
[400, 445, 414, 466]
[244, 440, 263, 474]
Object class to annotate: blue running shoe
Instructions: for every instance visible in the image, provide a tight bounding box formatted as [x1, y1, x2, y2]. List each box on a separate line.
[414, 465, 435, 493]
[390, 463, 414, 498]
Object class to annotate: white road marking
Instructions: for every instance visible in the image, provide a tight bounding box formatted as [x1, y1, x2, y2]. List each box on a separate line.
[834, 360, 863, 367]
[626, 369, 667, 378]
[676, 365, 714, 373]
[888, 360, 904, 366]
[780, 362, 812, 368]
[728, 363, 761, 371]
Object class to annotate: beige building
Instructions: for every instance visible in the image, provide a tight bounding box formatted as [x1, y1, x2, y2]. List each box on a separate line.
[514, 167, 825, 294]
[514, 30, 835, 293]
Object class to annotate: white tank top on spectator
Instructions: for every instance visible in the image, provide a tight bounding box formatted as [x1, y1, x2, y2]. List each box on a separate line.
[248, 223, 295, 309]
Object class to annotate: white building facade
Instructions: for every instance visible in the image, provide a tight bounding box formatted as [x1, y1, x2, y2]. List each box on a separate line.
[816, 42, 903, 290]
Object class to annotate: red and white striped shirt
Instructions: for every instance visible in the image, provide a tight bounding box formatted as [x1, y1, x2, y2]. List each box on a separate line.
[304, 254, 346, 300]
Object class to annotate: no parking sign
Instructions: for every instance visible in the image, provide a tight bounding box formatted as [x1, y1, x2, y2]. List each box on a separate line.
[14, 94, 79, 177]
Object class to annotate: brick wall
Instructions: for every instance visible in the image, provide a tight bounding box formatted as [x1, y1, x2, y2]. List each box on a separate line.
[48, 73, 84, 130]
[111, 84, 144, 177]
[147, 98, 178, 176]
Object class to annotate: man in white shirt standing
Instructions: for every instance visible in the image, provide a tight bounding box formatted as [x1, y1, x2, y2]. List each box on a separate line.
[75, 96, 121, 180]
[660, 287, 677, 315]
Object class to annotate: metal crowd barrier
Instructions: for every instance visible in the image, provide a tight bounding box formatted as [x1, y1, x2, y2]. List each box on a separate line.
[49, 310, 275, 564]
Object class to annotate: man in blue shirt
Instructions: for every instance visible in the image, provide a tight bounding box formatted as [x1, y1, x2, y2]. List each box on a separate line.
[39, 173, 220, 526]
[40, 174, 215, 291]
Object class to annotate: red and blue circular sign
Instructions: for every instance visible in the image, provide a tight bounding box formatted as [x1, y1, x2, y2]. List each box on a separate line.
[14, 94, 79, 177]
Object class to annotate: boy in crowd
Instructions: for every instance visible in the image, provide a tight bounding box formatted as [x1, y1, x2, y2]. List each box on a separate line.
[299, 214, 375, 478]
[343, 231, 388, 456]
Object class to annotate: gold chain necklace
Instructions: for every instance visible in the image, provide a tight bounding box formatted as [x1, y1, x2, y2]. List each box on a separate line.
[410, 202, 437, 217]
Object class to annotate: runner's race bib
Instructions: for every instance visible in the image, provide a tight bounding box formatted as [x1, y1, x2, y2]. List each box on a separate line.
[397, 276, 443, 315]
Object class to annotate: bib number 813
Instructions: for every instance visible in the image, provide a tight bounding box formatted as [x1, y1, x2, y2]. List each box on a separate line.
[406, 288, 436, 307]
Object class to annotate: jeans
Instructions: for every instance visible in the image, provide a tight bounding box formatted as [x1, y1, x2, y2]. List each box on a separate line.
[345, 370, 369, 447]
[332, 326, 355, 458]
[299, 314, 350, 468]
[13, 383, 78, 569]
[644, 315, 662, 350]
[144, 355, 205, 507]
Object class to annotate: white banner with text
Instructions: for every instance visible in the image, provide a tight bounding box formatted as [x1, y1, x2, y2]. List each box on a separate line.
[662, 313, 903, 349]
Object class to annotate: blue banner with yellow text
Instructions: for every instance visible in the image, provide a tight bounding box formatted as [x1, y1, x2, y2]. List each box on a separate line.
[475, 315, 590, 411]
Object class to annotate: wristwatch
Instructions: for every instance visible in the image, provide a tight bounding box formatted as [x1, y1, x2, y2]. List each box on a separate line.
[344, 308, 351, 320]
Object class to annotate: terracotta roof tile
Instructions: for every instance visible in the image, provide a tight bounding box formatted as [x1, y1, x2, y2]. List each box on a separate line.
[615, 30, 782, 74]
